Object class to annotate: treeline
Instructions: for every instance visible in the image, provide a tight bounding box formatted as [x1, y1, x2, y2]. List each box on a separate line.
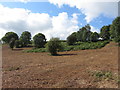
[67, 16, 120, 45]
[1, 16, 120, 55]
[2, 31, 46, 49]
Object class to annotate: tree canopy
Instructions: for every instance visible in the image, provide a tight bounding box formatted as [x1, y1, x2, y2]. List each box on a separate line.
[33, 33, 46, 48]
[20, 31, 31, 47]
[2, 32, 18, 43]
[100, 25, 110, 40]
[67, 33, 77, 45]
[110, 16, 120, 42]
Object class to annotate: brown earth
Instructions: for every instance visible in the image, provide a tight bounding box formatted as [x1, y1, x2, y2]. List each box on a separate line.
[2, 42, 119, 88]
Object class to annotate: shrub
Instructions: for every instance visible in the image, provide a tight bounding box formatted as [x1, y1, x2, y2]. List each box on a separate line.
[46, 38, 63, 55]
[24, 48, 47, 53]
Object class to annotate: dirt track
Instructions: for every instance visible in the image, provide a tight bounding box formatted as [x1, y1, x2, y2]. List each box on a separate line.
[2, 42, 119, 88]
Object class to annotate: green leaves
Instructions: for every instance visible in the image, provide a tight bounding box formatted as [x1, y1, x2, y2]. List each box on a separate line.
[2, 32, 18, 44]
[46, 38, 63, 55]
[110, 16, 120, 42]
[33, 33, 46, 48]
[100, 25, 110, 40]
[20, 31, 31, 47]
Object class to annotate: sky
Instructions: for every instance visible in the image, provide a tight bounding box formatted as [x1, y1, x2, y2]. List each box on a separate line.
[0, 0, 119, 40]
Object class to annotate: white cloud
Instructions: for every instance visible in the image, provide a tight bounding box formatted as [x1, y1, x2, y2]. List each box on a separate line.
[0, 4, 79, 40]
[91, 25, 100, 33]
[48, 0, 118, 23]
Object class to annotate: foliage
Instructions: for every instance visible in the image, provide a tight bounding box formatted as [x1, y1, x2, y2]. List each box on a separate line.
[90, 32, 99, 42]
[46, 38, 63, 55]
[33, 33, 46, 48]
[2, 32, 18, 43]
[9, 38, 15, 50]
[23, 48, 47, 53]
[62, 40, 109, 51]
[73, 24, 99, 42]
[110, 16, 120, 42]
[20, 31, 31, 47]
[100, 25, 110, 40]
[25, 40, 109, 53]
[15, 40, 22, 48]
[67, 34, 77, 45]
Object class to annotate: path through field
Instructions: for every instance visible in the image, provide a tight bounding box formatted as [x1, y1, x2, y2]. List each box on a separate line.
[2, 42, 118, 88]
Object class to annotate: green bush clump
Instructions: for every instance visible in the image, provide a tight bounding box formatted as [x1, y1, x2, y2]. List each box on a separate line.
[46, 38, 63, 55]
[24, 48, 47, 53]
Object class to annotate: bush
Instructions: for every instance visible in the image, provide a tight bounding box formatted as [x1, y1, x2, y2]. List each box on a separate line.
[46, 38, 63, 55]
[23, 48, 47, 53]
[9, 38, 15, 50]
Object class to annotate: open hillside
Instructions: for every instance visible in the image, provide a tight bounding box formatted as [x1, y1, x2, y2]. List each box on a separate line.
[2, 42, 119, 88]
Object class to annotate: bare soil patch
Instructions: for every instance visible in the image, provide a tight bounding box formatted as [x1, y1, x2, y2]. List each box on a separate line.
[2, 42, 118, 88]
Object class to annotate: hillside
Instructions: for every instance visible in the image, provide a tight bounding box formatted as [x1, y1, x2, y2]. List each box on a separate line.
[2, 42, 119, 88]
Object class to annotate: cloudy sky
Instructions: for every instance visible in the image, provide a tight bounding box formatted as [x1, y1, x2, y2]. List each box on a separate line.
[0, 0, 119, 40]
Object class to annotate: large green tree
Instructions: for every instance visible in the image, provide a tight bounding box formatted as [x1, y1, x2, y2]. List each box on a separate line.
[67, 34, 77, 45]
[90, 32, 99, 42]
[110, 16, 120, 42]
[76, 24, 92, 42]
[100, 25, 110, 40]
[2, 32, 18, 43]
[33, 33, 46, 48]
[20, 31, 31, 47]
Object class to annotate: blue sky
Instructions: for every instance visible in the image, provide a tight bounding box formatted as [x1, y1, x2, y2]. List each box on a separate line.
[0, 1, 118, 40]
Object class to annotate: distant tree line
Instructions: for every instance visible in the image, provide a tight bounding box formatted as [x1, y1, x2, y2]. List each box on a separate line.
[1, 16, 120, 55]
[67, 17, 120, 45]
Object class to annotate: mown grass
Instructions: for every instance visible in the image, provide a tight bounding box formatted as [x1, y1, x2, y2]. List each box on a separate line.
[23, 40, 110, 53]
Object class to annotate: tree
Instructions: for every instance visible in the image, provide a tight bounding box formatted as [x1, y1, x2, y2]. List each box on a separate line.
[67, 34, 77, 45]
[90, 32, 99, 42]
[33, 33, 46, 48]
[85, 24, 91, 31]
[110, 16, 120, 42]
[100, 25, 110, 40]
[15, 40, 21, 48]
[20, 31, 31, 47]
[2, 32, 18, 43]
[46, 38, 63, 55]
[9, 38, 15, 50]
[76, 24, 92, 42]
